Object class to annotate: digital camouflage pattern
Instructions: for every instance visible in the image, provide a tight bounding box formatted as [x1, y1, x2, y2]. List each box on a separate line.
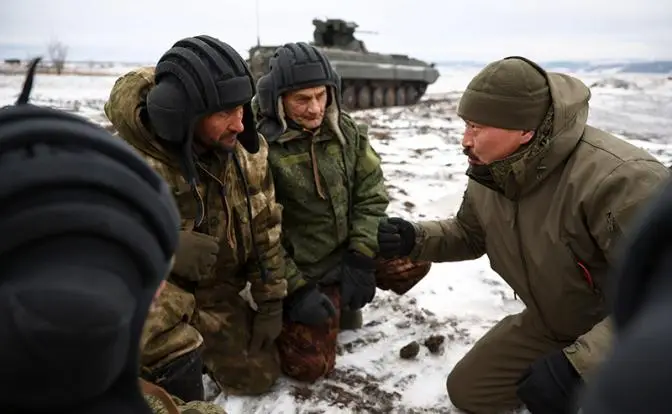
[140, 281, 203, 372]
[264, 109, 389, 290]
[276, 284, 341, 382]
[253, 90, 387, 382]
[105, 67, 291, 395]
[375, 257, 432, 295]
[409, 70, 671, 383]
[142, 379, 227, 414]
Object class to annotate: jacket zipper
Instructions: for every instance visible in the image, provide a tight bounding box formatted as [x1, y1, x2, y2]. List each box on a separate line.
[566, 243, 599, 294]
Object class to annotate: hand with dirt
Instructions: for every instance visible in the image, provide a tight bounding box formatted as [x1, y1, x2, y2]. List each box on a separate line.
[340, 251, 377, 310]
[171, 231, 219, 281]
[285, 284, 336, 326]
[377, 217, 416, 259]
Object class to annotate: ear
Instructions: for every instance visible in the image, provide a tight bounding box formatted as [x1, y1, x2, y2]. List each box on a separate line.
[520, 130, 535, 145]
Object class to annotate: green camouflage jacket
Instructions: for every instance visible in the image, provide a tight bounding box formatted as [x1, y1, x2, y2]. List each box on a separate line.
[264, 109, 389, 291]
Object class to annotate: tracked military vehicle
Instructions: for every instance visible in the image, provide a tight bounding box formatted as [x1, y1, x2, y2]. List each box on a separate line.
[247, 18, 441, 110]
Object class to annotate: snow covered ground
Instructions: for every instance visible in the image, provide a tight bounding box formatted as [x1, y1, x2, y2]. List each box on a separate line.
[1, 64, 671, 413]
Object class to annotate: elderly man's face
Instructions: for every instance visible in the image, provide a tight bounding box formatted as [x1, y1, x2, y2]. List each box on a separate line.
[461, 120, 535, 165]
[282, 86, 328, 130]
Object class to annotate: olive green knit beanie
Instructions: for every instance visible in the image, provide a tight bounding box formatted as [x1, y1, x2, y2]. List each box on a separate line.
[457, 56, 551, 131]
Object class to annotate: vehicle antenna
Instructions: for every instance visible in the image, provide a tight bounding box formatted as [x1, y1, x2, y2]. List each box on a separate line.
[255, 0, 261, 46]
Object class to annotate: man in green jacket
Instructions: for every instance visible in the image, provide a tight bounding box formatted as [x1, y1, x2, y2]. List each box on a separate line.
[254, 42, 389, 382]
[377, 56, 670, 413]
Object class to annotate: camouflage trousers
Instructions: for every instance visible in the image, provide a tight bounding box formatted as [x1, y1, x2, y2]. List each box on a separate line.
[276, 284, 342, 382]
[141, 281, 281, 397]
[140, 258, 429, 394]
[275, 257, 430, 383]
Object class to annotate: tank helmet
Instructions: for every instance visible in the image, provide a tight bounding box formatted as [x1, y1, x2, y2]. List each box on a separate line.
[256, 42, 341, 131]
[146, 35, 258, 184]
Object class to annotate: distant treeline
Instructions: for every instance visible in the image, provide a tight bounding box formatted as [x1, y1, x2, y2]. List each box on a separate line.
[434, 60, 672, 74]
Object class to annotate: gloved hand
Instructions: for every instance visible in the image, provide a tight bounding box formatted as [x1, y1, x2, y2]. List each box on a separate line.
[285, 283, 336, 326]
[141, 346, 205, 402]
[516, 349, 583, 414]
[377, 217, 416, 259]
[340, 251, 377, 310]
[171, 230, 219, 280]
[249, 300, 283, 353]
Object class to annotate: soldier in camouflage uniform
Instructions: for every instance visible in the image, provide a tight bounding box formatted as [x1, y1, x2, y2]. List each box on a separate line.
[253, 42, 389, 381]
[104, 36, 294, 398]
[143, 285, 228, 414]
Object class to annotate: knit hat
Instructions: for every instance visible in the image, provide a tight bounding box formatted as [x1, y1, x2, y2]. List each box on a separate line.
[0, 58, 180, 414]
[457, 56, 551, 131]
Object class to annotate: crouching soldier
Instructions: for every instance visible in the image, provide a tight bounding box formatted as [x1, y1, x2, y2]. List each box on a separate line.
[378, 56, 671, 413]
[104, 35, 291, 398]
[254, 41, 402, 382]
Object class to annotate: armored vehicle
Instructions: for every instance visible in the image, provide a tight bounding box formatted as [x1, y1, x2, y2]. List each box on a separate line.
[247, 18, 441, 110]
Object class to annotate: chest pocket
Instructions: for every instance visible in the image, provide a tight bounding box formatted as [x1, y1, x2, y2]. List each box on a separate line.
[271, 152, 314, 205]
[320, 140, 349, 205]
[172, 180, 202, 231]
[271, 139, 348, 203]
[233, 185, 272, 256]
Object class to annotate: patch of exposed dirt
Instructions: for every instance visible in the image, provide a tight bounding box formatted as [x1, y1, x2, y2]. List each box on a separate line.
[291, 367, 403, 413]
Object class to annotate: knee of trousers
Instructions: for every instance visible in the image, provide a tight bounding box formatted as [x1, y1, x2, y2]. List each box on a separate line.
[282, 355, 334, 383]
[446, 362, 477, 412]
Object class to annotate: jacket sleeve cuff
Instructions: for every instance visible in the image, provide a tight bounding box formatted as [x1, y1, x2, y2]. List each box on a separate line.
[348, 240, 376, 258]
[562, 317, 613, 379]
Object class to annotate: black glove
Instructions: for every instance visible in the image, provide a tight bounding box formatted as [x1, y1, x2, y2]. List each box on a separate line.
[377, 217, 416, 259]
[285, 283, 336, 326]
[141, 346, 205, 402]
[340, 251, 377, 310]
[516, 349, 583, 414]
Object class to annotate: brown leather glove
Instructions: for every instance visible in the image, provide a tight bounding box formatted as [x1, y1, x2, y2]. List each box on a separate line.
[249, 300, 283, 354]
[375, 257, 432, 295]
[171, 231, 219, 281]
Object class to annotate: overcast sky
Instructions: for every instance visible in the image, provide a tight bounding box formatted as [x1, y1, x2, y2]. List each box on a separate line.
[2, 0, 671, 63]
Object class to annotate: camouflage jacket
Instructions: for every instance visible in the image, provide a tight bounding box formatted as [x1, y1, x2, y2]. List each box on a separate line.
[265, 111, 389, 291]
[104, 67, 288, 306]
[142, 379, 226, 414]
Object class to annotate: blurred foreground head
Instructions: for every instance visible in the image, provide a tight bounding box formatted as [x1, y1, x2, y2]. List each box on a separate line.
[0, 58, 180, 413]
[580, 178, 672, 413]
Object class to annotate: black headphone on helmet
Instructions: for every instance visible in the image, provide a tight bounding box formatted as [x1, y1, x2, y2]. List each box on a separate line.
[146, 35, 258, 185]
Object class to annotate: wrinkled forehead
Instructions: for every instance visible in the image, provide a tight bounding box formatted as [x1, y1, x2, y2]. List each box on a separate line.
[284, 85, 328, 99]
